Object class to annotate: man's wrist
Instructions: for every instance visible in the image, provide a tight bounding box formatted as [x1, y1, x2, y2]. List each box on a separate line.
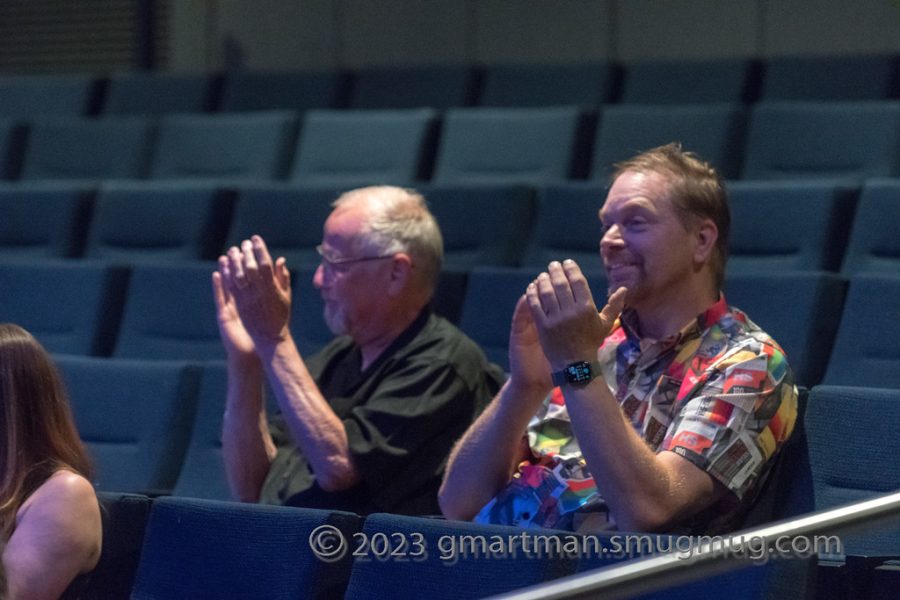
[550, 360, 602, 387]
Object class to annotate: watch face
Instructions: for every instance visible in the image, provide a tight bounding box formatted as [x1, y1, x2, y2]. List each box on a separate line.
[566, 361, 593, 383]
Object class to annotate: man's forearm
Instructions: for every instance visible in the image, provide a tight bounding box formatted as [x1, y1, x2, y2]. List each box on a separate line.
[439, 380, 545, 520]
[222, 362, 275, 502]
[257, 335, 359, 492]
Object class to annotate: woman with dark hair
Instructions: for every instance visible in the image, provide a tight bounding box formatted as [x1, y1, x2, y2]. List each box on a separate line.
[0, 324, 101, 599]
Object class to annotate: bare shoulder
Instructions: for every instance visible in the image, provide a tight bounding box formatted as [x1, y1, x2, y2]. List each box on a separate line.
[20, 470, 98, 519]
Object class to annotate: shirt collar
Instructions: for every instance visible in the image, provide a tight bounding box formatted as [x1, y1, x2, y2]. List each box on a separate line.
[620, 293, 729, 351]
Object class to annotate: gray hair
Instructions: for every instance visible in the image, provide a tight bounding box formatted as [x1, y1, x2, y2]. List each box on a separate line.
[333, 186, 444, 293]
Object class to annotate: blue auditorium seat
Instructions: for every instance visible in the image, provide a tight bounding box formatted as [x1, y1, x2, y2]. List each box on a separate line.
[805, 385, 900, 555]
[20, 116, 155, 181]
[132, 497, 361, 600]
[724, 272, 847, 388]
[55, 356, 202, 494]
[113, 264, 225, 360]
[226, 184, 338, 270]
[61, 492, 152, 600]
[459, 267, 607, 371]
[0, 261, 128, 356]
[761, 55, 900, 101]
[0, 117, 26, 179]
[290, 265, 333, 358]
[433, 106, 589, 185]
[823, 275, 900, 387]
[727, 180, 860, 274]
[422, 183, 536, 269]
[590, 103, 747, 180]
[0, 184, 91, 258]
[841, 179, 900, 275]
[150, 111, 298, 181]
[741, 101, 900, 180]
[349, 65, 476, 109]
[521, 183, 606, 269]
[218, 69, 346, 112]
[479, 62, 617, 107]
[0, 74, 97, 118]
[344, 513, 578, 600]
[289, 109, 436, 186]
[620, 59, 756, 104]
[102, 71, 212, 115]
[84, 181, 230, 263]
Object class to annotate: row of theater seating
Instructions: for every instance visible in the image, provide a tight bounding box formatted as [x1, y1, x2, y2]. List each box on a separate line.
[1, 179, 896, 278]
[2, 100, 900, 183]
[60, 384, 900, 600]
[3, 257, 898, 388]
[4, 55, 900, 120]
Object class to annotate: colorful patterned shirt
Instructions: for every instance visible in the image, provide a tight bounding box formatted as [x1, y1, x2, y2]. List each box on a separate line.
[474, 295, 797, 533]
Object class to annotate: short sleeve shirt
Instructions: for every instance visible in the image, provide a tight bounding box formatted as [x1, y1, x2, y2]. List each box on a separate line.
[474, 296, 797, 533]
[261, 308, 504, 515]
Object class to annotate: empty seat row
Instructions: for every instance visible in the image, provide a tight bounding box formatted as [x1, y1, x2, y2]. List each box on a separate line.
[1, 101, 899, 185]
[0, 179, 896, 281]
[65, 382, 900, 598]
[4, 55, 899, 119]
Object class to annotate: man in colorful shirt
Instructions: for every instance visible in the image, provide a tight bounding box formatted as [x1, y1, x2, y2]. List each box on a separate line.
[439, 143, 797, 534]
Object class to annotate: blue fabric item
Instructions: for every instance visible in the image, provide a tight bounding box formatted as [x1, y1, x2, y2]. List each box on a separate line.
[0, 260, 128, 356]
[0, 74, 96, 118]
[21, 116, 155, 181]
[434, 106, 587, 185]
[55, 356, 201, 494]
[823, 274, 900, 387]
[591, 103, 747, 180]
[805, 385, 900, 555]
[290, 109, 436, 186]
[742, 101, 900, 180]
[727, 179, 860, 274]
[103, 71, 212, 115]
[620, 59, 755, 104]
[349, 65, 475, 109]
[132, 497, 360, 600]
[0, 183, 91, 258]
[85, 181, 229, 263]
[841, 178, 900, 275]
[761, 55, 900, 101]
[150, 111, 298, 181]
[219, 69, 345, 112]
[479, 62, 617, 107]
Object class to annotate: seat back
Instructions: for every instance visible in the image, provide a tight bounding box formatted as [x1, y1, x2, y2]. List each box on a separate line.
[761, 55, 900, 101]
[591, 103, 747, 180]
[434, 106, 588, 185]
[113, 264, 224, 360]
[479, 62, 617, 107]
[521, 183, 606, 269]
[0, 185, 91, 258]
[727, 180, 859, 274]
[724, 272, 847, 387]
[85, 182, 230, 263]
[219, 69, 345, 112]
[103, 71, 212, 115]
[21, 116, 155, 181]
[841, 179, 900, 275]
[344, 513, 577, 600]
[56, 356, 201, 494]
[290, 109, 436, 186]
[805, 385, 900, 555]
[742, 101, 900, 180]
[150, 111, 298, 180]
[824, 275, 900, 387]
[349, 65, 475, 109]
[0, 74, 96, 118]
[0, 260, 128, 356]
[620, 59, 755, 104]
[0, 117, 26, 179]
[132, 497, 360, 600]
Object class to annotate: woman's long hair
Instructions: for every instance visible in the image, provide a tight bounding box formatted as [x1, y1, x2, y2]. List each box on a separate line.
[0, 324, 93, 538]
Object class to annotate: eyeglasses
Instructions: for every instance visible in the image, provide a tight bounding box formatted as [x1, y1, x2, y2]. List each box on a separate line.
[316, 244, 395, 272]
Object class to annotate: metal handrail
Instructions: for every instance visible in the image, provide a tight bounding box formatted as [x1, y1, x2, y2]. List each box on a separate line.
[489, 489, 900, 600]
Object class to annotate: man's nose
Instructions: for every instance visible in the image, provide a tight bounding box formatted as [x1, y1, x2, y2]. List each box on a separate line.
[600, 224, 623, 252]
[312, 263, 326, 289]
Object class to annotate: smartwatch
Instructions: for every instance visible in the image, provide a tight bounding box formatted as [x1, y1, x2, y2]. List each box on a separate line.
[551, 360, 602, 387]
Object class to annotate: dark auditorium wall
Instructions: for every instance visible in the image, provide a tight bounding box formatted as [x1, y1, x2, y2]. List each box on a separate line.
[169, 0, 900, 72]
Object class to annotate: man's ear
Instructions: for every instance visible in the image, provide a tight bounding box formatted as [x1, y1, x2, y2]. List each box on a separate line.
[387, 253, 414, 296]
[693, 218, 718, 264]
